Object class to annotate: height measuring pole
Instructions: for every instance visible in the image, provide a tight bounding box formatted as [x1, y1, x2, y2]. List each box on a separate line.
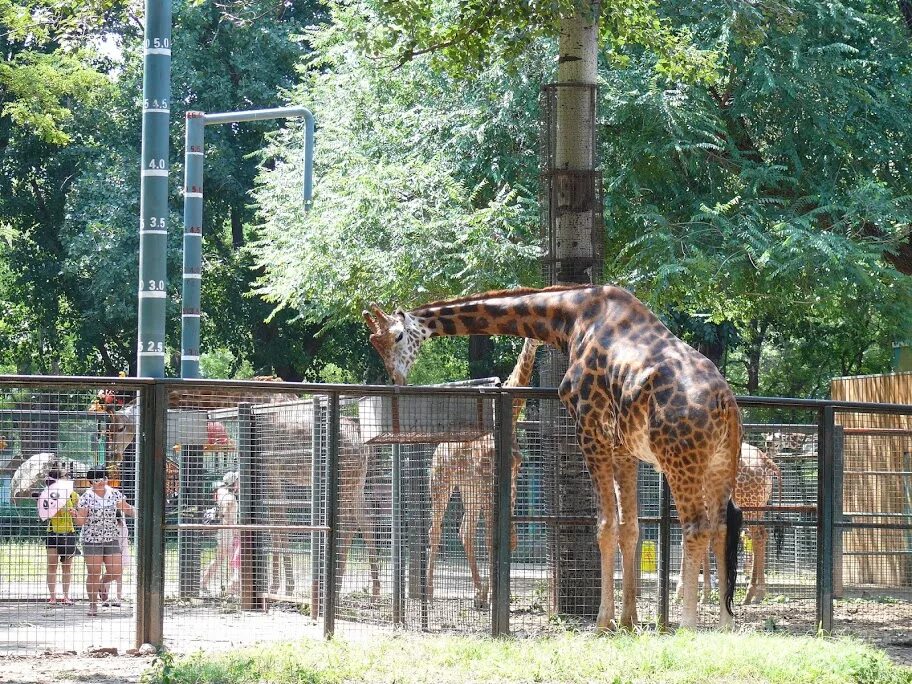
[136, 0, 172, 378]
[180, 106, 314, 378]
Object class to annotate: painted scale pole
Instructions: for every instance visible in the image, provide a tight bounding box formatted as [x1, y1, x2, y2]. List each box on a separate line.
[180, 113, 204, 378]
[179, 106, 314, 378]
[136, 0, 172, 378]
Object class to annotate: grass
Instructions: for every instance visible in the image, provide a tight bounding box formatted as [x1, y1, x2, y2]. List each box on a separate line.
[141, 630, 912, 684]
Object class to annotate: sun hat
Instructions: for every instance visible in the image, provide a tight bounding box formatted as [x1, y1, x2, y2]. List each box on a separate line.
[222, 471, 239, 487]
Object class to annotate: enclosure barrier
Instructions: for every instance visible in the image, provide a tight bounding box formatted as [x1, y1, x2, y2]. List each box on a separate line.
[0, 376, 909, 658]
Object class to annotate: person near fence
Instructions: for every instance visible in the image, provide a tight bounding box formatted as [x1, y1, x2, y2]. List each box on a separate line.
[43, 469, 79, 606]
[73, 466, 135, 616]
[201, 470, 240, 594]
[103, 509, 130, 606]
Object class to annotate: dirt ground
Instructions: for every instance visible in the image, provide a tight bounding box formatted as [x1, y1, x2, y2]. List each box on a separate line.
[0, 652, 153, 684]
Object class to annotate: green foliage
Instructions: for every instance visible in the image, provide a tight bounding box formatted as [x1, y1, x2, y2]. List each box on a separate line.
[361, 0, 717, 83]
[600, 0, 912, 393]
[251, 9, 542, 323]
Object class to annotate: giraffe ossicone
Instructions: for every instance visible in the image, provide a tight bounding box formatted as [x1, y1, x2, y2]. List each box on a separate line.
[365, 285, 744, 630]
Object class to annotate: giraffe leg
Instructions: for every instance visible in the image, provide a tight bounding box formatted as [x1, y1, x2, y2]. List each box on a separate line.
[359, 514, 381, 599]
[674, 548, 685, 603]
[673, 492, 711, 630]
[283, 547, 295, 595]
[426, 475, 453, 603]
[461, 493, 487, 610]
[701, 548, 713, 604]
[615, 454, 639, 629]
[744, 525, 767, 604]
[335, 527, 356, 598]
[269, 538, 281, 594]
[590, 466, 619, 632]
[510, 439, 523, 552]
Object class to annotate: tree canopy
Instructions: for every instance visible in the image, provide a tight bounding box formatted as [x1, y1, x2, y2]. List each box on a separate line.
[0, 0, 909, 395]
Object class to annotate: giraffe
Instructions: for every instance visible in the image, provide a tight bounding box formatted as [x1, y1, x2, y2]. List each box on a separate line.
[255, 398, 381, 599]
[426, 338, 542, 609]
[679, 441, 782, 605]
[364, 285, 744, 630]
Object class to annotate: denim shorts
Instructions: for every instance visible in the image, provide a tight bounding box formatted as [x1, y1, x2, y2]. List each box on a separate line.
[82, 541, 121, 557]
[46, 532, 78, 558]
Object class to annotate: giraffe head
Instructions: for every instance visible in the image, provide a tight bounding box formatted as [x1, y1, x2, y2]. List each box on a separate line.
[363, 303, 427, 384]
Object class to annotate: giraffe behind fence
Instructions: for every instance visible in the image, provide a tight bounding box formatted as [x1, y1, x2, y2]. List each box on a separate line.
[426, 338, 542, 609]
[681, 441, 782, 605]
[259, 400, 380, 599]
[365, 285, 743, 630]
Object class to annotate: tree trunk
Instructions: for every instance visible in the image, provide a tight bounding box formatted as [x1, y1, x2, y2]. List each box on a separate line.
[554, 6, 599, 283]
[231, 204, 244, 248]
[546, 2, 603, 620]
[468, 335, 494, 379]
[745, 319, 768, 396]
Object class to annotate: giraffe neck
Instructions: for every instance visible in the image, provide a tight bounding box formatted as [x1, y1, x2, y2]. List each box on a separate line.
[505, 338, 541, 426]
[505, 338, 541, 389]
[410, 286, 589, 347]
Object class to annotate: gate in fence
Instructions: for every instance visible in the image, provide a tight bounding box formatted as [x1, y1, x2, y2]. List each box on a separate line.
[0, 377, 909, 656]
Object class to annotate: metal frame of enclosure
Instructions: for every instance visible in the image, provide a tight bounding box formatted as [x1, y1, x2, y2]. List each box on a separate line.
[0, 376, 909, 657]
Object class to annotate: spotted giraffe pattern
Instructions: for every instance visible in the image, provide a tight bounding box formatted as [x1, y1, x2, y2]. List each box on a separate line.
[426, 338, 542, 609]
[364, 285, 744, 630]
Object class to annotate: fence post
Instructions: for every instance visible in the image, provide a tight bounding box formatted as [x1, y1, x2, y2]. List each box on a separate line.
[391, 442, 403, 625]
[817, 405, 836, 633]
[832, 425, 845, 598]
[135, 381, 166, 648]
[310, 396, 324, 619]
[657, 474, 672, 632]
[238, 403, 264, 610]
[491, 391, 513, 636]
[323, 392, 340, 638]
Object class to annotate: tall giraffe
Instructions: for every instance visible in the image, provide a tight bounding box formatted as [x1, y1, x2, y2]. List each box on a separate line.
[364, 285, 743, 629]
[426, 338, 541, 609]
[681, 442, 782, 605]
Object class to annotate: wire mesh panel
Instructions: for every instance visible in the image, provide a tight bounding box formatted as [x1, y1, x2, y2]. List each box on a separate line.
[162, 384, 323, 651]
[0, 381, 139, 654]
[663, 403, 821, 631]
[833, 407, 912, 656]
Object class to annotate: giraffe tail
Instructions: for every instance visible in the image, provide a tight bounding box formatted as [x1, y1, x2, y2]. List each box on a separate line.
[724, 497, 743, 617]
[768, 459, 786, 560]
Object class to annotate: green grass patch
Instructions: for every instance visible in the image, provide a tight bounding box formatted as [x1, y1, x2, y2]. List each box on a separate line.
[141, 630, 912, 684]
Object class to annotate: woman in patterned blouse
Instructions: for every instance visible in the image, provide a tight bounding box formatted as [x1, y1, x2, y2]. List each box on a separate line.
[73, 466, 135, 616]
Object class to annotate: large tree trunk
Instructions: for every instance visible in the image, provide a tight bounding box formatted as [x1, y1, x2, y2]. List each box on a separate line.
[553, 7, 599, 283]
[544, 2, 603, 620]
[468, 335, 494, 379]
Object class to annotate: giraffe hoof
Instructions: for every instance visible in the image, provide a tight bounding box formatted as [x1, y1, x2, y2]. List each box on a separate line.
[595, 618, 619, 633]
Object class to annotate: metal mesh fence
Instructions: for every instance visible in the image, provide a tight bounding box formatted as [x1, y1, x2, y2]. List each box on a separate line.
[0, 381, 139, 654]
[832, 408, 912, 653]
[1, 377, 910, 657]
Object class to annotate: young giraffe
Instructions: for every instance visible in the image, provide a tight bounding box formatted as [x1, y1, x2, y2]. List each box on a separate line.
[680, 441, 782, 605]
[364, 285, 744, 630]
[426, 338, 542, 609]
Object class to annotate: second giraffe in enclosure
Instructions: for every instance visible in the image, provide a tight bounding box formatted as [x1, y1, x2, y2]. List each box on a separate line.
[426, 338, 542, 609]
[679, 441, 782, 605]
[364, 285, 743, 630]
